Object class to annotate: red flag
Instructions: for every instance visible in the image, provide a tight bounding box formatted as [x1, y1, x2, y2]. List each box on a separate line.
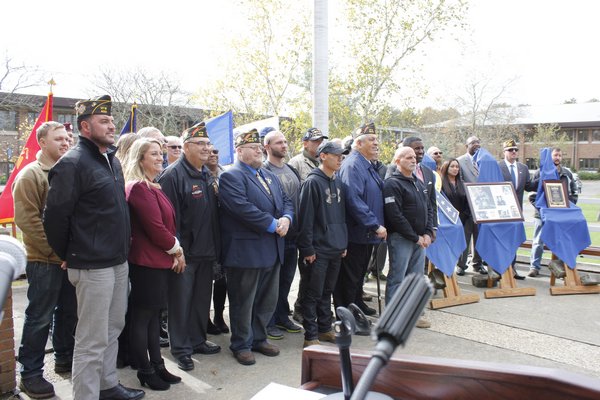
[0, 93, 53, 223]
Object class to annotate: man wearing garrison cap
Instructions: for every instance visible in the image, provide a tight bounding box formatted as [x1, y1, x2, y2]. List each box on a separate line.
[498, 138, 536, 280]
[43, 95, 144, 399]
[158, 121, 222, 371]
[334, 122, 386, 317]
[218, 129, 294, 366]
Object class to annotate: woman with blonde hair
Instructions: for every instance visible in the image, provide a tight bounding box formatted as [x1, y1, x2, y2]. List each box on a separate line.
[124, 138, 185, 391]
[115, 133, 140, 166]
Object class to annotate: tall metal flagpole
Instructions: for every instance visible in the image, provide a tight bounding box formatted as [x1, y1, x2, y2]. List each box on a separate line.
[313, 0, 329, 135]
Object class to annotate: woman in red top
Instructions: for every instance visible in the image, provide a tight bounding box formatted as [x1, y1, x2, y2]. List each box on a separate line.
[124, 138, 185, 391]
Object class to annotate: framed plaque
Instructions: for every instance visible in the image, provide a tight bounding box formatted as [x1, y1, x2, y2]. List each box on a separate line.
[543, 180, 569, 208]
[465, 182, 524, 223]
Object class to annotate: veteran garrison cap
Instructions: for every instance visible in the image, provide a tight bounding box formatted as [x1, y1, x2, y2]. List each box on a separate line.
[182, 121, 209, 142]
[75, 95, 112, 121]
[235, 128, 261, 147]
[259, 126, 276, 138]
[353, 122, 376, 139]
[503, 138, 518, 150]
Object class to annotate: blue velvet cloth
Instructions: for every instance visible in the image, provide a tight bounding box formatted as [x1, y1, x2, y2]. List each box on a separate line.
[426, 194, 466, 277]
[534, 148, 591, 268]
[472, 148, 526, 274]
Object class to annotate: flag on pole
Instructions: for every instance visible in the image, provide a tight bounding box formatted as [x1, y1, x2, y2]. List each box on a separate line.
[120, 102, 138, 135]
[0, 92, 54, 223]
[206, 111, 234, 165]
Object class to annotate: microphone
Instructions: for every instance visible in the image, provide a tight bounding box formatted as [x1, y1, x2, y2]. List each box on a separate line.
[0, 236, 27, 318]
[350, 273, 433, 400]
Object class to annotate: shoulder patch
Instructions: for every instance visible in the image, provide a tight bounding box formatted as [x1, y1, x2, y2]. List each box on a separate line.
[385, 196, 395, 204]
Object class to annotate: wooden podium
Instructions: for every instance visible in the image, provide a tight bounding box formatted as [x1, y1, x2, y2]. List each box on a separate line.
[301, 345, 600, 400]
[485, 266, 536, 299]
[427, 264, 479, 309]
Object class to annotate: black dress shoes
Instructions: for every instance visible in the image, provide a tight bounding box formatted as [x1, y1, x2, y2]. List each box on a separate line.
[207, 320, 221, 335]
[99, 383, 145, 400]
[177, 355, 194, 371]
[193, 340, 221, 355]
[513, 271, 526, 280]
[214, 318, 230, 334]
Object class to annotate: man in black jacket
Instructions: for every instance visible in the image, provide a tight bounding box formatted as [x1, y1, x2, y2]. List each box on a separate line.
[44, 95, 144, 400]
[383, 146, 433, 328]
[297, 141, 348, 347]
[158, 122, 221, 371]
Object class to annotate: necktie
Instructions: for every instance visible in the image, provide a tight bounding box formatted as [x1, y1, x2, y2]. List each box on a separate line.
[415, 165, 424, 182]
[510, 164, 517, 188]
[472, 158, 479, 174]
[256, 171, 271, 195]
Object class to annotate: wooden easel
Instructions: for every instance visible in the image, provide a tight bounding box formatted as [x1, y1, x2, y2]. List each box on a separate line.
[549, 254, 600, 296]
[427, 263, 479, 309]
[484, 266, 536, 299]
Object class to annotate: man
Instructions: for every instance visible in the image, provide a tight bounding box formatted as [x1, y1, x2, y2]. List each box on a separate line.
[383, 146, 433, 328]
[335, 123, 386, 316]
[219, 129, 294, 366]
[159, 122, 221, 371]
[298, 141, 348, 347]
[288, 127, 328, 182]
[165, 135, 183, 165]
[64, 122, 75, 147]
[262, 129, 303, 339]
[13, 121, 77, 399]
[427, 146, 443, 172]
[528, 147, 578, 277]
[498, 139, 537, 280]
[43, 95, 144, 400]
[456, 136, 486, 275]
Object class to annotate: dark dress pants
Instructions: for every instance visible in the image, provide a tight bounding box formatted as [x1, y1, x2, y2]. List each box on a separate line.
[333, 242, 372, 309]
[226, 264, 280, 354]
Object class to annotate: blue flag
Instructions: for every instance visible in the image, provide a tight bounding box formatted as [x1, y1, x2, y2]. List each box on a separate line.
[206, 111, 234, 165]
[427, 192, 466, 277]
[421, 153, 437, 171]
[473, 147, 526, 274]
[120, 103, 138, 135]
[536, 147, 590, 268]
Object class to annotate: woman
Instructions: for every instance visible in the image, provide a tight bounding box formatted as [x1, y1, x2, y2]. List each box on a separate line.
[440, 158, 472, 275]
[124, 138, 185, 391]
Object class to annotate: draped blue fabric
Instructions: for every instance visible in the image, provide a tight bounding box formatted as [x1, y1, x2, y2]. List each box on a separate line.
[535, 147, 590, 268]
[206, 111, 234, 165]
[473, 147, 526, 274]
[426, 192, 466, 277]
[422, 153, 437, 171]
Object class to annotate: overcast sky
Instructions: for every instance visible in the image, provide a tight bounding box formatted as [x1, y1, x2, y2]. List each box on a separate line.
[1, 0, 599, 110]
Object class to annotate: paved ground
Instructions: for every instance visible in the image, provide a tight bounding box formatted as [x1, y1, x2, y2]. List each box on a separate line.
[5, 182, 600, 399]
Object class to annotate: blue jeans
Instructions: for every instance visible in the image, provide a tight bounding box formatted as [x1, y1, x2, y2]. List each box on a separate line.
[386, 233, 425, 304]
[301, 255, 341, 340]
[530, 217, 544, 270]
[18, 262, 77, 378]
[269, 241, 298, 326]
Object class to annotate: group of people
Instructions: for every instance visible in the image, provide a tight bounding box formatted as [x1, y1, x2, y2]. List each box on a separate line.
[11, 94, 577, 400]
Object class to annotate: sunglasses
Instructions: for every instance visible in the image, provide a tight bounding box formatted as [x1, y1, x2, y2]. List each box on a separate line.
[433, 152, 443, 156]
[168, 145, 182, 149]
[506, 148, 519, 152]
[211, 149, 219, 155]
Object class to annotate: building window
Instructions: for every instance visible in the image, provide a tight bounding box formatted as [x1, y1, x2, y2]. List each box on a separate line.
[560, 129, 574, 141]
[579, 158, 600, 171]
[525, 158, 538, 169]
[577, 129, 589, 143]
[0, 110, 17, 130]
[563, 158, 572, 168]
[592, 129, 600, 142]
[26, 112, 37, 125]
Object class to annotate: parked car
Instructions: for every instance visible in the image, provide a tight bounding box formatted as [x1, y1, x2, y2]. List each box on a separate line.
[563, 167, 582, 193]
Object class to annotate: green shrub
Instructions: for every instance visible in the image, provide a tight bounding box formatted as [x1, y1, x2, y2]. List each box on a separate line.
[578, 171, 600, 180]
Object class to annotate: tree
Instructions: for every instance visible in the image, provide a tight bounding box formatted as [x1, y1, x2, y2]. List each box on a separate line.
[333, 0, 467, 124]
[527, 123, 568, 167]
[0, 52, 44, 105]
[91, 68, 198, 135]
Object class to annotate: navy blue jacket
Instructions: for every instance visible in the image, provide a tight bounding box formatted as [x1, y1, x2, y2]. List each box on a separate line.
[338, 151, 384, 244]
[219, 161, 294, 269]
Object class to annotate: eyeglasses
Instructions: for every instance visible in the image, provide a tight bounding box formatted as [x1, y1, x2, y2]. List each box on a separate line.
[506, 148, 519, 152]
[187, 141, 212, 147]
[168, 145, 182, 150]
[211, 149, 219, 155]
[240, 145, 264, 152]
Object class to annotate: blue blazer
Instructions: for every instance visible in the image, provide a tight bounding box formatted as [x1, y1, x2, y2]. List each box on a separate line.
[219, 161, 294, 269]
